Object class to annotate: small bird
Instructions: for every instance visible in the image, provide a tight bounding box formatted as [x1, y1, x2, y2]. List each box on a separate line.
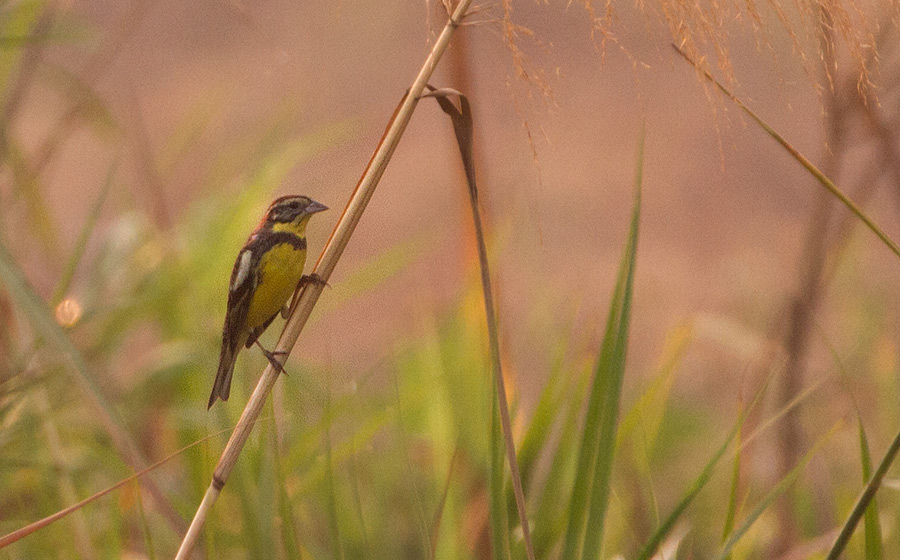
[208, 195, 328, 408]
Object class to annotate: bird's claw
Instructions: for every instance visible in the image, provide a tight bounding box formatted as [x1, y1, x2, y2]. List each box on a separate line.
[257, 342, 290, 375]
[299, 273, 329, 289]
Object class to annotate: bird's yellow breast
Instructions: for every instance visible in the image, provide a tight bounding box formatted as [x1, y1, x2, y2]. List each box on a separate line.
[246, 242, 306, 328]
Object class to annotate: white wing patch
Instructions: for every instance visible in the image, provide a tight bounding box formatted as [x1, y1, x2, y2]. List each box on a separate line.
[231, 250, 252, 292]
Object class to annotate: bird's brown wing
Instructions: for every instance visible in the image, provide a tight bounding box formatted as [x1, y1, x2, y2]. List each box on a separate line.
[208, 247, 258, 408]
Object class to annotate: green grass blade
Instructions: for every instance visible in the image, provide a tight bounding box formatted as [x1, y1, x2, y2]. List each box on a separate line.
[826, 421, 900, 560]
[857, 418, 884, 560]
[490, 390, 511, 560]
[635, 405, 749, 560]
[721, 415, 742, 560]
[517, 350, 567, 496]
[429, 447, 458, 560]
[719, 422, 841, 559]
[560, 216, 626, 557]
[270, 402, 303, 560]
[134, 477, 158, 560]
[0, 240, 139, 455]
[615, 322, 692, 529]
[580, 129, 643, 560]
[0, 428, 229, 548]
[347, 443, 370, 554]
[0, 239, 189, 533]
[532, 362, 593, 556]
[563, 131, 643, 559]
[616, 323, 691, 454]
[324, 393, 346, 560]
[6, 139, 60, 257]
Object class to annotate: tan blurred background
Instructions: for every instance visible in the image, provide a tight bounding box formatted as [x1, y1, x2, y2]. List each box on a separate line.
[9, 0, 899, 413]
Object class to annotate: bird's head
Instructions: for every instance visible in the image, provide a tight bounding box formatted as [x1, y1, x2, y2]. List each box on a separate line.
[263, 195, 328, 233]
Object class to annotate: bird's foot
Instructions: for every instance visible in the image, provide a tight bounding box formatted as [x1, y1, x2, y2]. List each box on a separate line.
[299, 273, 329, 289]
[256, 342, 290, 375]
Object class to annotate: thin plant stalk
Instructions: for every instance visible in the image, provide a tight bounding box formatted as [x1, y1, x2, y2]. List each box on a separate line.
[173, 3, 474, 558]
[424, 87, 536, 560]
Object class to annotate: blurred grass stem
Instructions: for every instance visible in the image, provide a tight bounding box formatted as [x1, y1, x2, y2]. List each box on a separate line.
[424, 86, 536, 559]
[173, 2, 474, 557]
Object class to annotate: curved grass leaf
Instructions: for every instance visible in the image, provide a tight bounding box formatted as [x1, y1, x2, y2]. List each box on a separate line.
[0, 427, 233, 548]
[857, 418, 884, 560]
[0, 239, 185, 532]
[635, 405, 749, 560]
[532, 362, 593, 557]
[490, 391, 511, 560]
[721, 418, 742, 560]
[719, 422, 841, 559]
[826, 422, 900, 559]
[563, 130, 642, 560]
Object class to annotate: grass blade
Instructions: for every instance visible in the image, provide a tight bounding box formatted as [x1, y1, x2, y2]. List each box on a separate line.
[324, 394, 346, 560]
[721, 415, 742, 560]
[490, 391, 512, 560]
[0, 428, 233, 548]
[580, 128, 643, 560]
[857, 418, 884, 560]
[719, 422, 841, 559]
[134, 477, 158, 560]
[270, 401, 303, 560]
[826, 421, 900, 559]
[562, 129, 642, 560]
[616, 323, 691, 454]
[426, 86, 535, 558]
[634, 363, 800, 560]
[532, 362, 593, 556]
[615, 322, 692, 530]
[429, 447, 459, 560]
[635, 404, 749, 560]
[517, 345, 568, 496]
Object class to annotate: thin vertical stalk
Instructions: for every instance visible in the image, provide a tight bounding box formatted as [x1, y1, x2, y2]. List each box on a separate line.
[470, 133, 535, 560]
[173, 3, 474, 558]
[424, 86, 536, 560]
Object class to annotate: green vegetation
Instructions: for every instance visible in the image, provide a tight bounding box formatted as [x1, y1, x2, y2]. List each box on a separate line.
[2, 2, 899, 559]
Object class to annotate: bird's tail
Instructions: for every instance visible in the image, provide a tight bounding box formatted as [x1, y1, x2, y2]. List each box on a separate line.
[208, 342, 237, 409]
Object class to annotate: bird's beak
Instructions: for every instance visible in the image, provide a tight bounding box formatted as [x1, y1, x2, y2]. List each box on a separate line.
[305, 200, 329, 214]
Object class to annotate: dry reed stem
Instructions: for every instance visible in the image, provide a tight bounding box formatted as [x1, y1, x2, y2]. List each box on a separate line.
[173, 2, 474, 558]
[424, 85, 536, 560]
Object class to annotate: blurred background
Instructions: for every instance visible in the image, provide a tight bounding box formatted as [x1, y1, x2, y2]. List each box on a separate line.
[2, 0, 900, 558]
